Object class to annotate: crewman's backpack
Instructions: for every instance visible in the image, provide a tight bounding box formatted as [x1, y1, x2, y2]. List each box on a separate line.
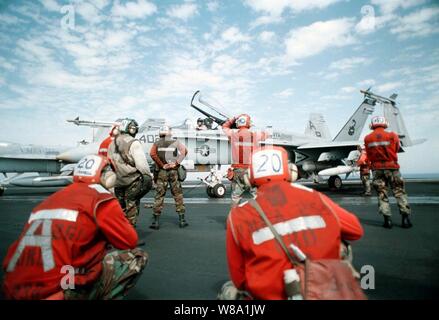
[248, 199, 367, 300]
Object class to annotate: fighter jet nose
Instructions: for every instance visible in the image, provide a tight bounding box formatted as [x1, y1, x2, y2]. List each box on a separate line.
[57, 143, 100, 163]
[56, 150, 77, 162]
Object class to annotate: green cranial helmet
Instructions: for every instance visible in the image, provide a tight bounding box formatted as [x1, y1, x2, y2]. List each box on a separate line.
[119, 118, 139, 137]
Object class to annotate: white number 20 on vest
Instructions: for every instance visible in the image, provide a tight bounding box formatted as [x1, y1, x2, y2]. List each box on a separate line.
[253, 149, 284, 179]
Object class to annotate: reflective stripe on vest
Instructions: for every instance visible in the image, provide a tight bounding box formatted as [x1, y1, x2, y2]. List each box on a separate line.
[28, 209, 79, 223]
[236, 142, 254, 147]
[158, 147, 177, 152]
[367, 141, 390, 148]
[252, 215, 326, 245]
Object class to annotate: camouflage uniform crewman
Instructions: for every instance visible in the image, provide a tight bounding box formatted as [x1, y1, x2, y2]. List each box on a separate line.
[364, 116, 412, 229]
[150, 126, 188, 229]
[356, 145, 372, 196]
[222, 114, 269, 207]
[108, 118, 153, 227]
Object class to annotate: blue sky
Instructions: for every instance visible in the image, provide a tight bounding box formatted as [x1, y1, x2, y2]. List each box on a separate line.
[0, 0, 438, 173]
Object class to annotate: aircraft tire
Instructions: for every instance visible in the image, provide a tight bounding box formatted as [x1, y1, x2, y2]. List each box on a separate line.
[0, 186, 4, 196]
[328, 175, 343, 190]
[206, 186, 215, 198]
[212, 184, 226, 198]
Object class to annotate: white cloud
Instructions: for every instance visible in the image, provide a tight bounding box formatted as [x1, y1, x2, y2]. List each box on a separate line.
[166, 3, 198, 21]
[111, 0, 157, 19]
[39, 0, 60, 12]
[357, 79, 376, 88]
[371, 0, 426, 15]
[245, 0, 341, 16]
[16, 38, 54, 63]
[376, 81, 403, 93]
[285, 18, 355, 62]
[259, 31, 276, 43]
[250, 14, 284, 29]
[207, 1, 219, 12]
[0, 13, 25, 24]
[221, 27, 251, 44]
[76, 1, 104, 24]
[275, 88, 294, 98]
[355, 12, 395, 34]
[390, 7, 439, 39]
[329, 57, 372, 71]
[104, 30, 134, 47]
[0, 57, 16, 71]
[340, 86, 357, 94]
[119, 96, 143, 108]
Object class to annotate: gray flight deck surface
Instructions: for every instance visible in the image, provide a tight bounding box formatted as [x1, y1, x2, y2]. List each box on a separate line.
[0, 180, 438, 300]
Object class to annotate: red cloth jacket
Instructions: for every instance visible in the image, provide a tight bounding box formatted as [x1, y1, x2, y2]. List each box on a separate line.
[364, 127, 400, 170]
[222, 119, 268, 169]
[356, 149, 371, 175]
[226, 181, 363, 300]
[3, 182, 137, 300]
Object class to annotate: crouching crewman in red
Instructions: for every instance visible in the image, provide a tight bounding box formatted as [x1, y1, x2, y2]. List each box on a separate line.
[2, 155, 148, 300]
[220, 147, 364, 300]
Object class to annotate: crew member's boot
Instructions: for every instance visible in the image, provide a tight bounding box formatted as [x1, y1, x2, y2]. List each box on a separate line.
[401, 214, 413, 229]
[179, 214, 188, 228]
[149, 214, 160, 230]
[383, 216, 393, 229]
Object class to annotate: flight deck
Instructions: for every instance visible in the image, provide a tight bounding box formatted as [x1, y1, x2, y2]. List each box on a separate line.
[0, 180, 438, 300]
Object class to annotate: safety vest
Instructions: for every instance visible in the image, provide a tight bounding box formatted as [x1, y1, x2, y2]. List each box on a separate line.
[227, 181, 341, 299]
[108, 134, 141, 187]
[154, 137, 179, 165]
[229, 128, 265, 169]
[2, 182, 114, 300]
[364, 128, 400, 170]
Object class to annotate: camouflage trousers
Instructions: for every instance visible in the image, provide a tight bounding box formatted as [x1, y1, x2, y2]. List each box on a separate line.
[360, 173, 372, 195]
[153, 169, 185, 215]
[115, 176, 150, 226]
[230, 168, 255, 208]
[64, 248, 148, 300]
[217, 281, 251, 300]
[372, 169, 411, 217]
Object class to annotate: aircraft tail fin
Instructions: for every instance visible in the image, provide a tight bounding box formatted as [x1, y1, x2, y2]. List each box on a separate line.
[305, 113, 331, 140]
[333, 96, 376, 142]
[139, 119, 166, 132]
[383, 103, 420, 147]
[389, 93, 398, 100]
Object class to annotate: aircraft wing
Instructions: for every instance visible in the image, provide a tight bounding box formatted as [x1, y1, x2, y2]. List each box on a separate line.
[294, 141, 360, 163]
[297, 141, 361, 150]
[173, 131, 229, 141]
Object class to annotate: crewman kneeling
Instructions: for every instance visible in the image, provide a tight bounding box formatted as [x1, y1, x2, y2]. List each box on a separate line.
[220, 147, 365, 300]
[2, 155, 148, 300]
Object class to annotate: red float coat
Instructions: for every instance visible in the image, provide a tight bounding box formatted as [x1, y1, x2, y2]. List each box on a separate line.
[222, 120, 268, 169]
[226, 181, 363, 300]
[98, 136, 114, 157]
[2, 182, 137, 300]
[364, 127, 400, 170]
[356, 149, 371, 175]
